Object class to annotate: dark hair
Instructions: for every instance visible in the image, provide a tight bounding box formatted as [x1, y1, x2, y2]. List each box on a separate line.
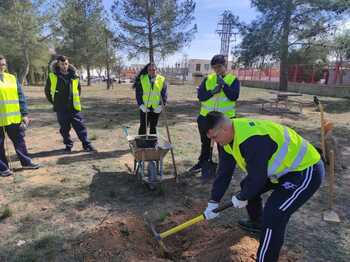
[203, 111, 226, 134]
[56, 55, 68, 62]
[132, 62, 156, 89]
[210, 54, 226, 66]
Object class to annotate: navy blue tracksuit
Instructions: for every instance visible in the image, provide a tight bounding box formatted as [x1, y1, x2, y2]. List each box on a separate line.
[45, 67, 91, 149]
[56, 110, 90, 149]
[211, 135, 324, 262]
[0, 77, 32, 171]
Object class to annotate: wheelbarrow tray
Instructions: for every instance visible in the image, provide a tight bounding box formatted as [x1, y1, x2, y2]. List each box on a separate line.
[127, 135, 172, 161]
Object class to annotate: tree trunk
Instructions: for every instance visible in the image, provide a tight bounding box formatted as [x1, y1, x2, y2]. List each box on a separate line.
[146, 0, 154, 63]
[18, 45, 30, 86]
[87, 64, 91, 86]
[105, 33, 111, 90]
[279, 1, 293, 91]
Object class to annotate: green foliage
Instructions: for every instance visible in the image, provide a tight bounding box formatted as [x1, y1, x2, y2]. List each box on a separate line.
[111, 0, 197, 63]
[332, 29, 350, 61]
[288, 44, 329, 65]
[56, 0, 109, 84]
[238, 0, 349, 90]
[0, 0, 52, 84]
[0, 205, 12, 220]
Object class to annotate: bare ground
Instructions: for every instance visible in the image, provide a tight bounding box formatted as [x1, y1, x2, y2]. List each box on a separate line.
[0, 83, 349, 262]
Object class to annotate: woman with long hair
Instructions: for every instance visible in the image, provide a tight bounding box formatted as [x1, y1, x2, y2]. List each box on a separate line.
[133, 63, 168, 135]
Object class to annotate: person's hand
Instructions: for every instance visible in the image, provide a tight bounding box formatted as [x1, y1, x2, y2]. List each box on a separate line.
[211, 84, 222, 95]
[22, 116, 30, 126]
[153, 106, 162, 114]
[231, 195, 247, 208]
[21, 116, 30, 129]
[139, 104, 149, 113]
[204, 201, 219, 220]
[217, 75, 226, 86]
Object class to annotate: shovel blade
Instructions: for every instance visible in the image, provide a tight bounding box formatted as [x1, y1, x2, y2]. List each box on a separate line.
[323, 210, 341, 223]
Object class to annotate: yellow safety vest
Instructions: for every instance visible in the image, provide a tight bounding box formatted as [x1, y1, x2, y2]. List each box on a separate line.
[0, 72, 22, 127]
[140, 74, 165, 109]
[200, 73, 237, 118]
[49, 73, 81, 111]
[224, 118, 320, 182]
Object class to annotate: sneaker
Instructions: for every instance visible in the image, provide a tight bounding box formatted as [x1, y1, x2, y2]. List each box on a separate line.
[238, 219, 262, 234]
[64, 146, 72, 152]
[188, 162, 202, 173]
[22, 163, 41, 170]
[0, 169, 13, 177]
[84, 145, 97, 152]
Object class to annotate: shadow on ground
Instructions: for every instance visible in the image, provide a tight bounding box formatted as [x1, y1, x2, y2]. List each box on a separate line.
[56, 149, 130, 165]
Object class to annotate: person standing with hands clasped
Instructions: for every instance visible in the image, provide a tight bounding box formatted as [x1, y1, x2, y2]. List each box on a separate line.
[188, 54, 240, 174]
[133, 63, 168, 135]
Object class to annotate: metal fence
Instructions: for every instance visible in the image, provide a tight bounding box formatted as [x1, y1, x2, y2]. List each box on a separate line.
[232, 63, 350, 86]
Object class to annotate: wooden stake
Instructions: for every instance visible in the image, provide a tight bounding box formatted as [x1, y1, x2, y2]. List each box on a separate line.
[159, 96, 178, 182]
[323, 150, 340, 223]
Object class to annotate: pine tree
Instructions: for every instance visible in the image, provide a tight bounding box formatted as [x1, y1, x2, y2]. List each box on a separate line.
[57, 0, 107, 85]
[111, 0, 197, 63]
[239, 0, 349, 91]
[0, 0, 53, 84]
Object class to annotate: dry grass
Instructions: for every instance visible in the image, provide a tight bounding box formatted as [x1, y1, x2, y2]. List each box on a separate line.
[0, 83, 348, 261]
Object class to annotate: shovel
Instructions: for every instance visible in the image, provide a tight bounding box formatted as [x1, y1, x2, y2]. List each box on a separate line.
[144, 201, 233, 256]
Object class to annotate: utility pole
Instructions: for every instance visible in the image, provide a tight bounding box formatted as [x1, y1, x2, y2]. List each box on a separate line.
[216, 10, 239, 64]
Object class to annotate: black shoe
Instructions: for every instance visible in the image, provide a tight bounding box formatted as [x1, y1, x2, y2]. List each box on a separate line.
[0, 169, 13, 177]
[22, 163, 41, 170]
[238, 219, 262, 234]
[64, 146, 72, 152]
[84, 145, 97, 152]
[188, 162, 202, 173]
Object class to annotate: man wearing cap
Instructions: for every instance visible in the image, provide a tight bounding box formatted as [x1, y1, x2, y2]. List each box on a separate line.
[188, 54, 240, 174]
[0, 55, 40, 177]
[203, 111, 324, 262]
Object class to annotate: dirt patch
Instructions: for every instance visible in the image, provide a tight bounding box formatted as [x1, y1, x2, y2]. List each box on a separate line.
[72, 210, 300, 262]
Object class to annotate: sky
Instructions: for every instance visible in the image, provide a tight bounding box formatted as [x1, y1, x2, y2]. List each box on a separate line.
[103, 0, 259, 65]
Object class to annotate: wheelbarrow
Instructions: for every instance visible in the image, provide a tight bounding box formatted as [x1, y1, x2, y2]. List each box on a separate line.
[123, 127, 172, 190]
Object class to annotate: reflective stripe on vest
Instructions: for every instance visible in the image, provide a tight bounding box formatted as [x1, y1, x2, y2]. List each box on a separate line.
[49, 73, 81, 111]
[224, 118, 320, 181]
[0, 72, 21, 126]
[140, 74, 165, 109]
[200, 73, 237, 118]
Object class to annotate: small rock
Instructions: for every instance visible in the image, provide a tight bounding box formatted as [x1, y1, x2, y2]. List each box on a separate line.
[16, 240, 26, 247]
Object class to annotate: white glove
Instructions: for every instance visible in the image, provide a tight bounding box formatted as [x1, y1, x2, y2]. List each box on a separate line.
[231, 195, 247, 208]
[153, 106, 162, 114]
[139, 104, 149, 113]
[204, 202, 219, 220]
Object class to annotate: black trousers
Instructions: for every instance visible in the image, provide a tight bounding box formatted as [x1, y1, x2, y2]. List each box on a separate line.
[197, 115, 227, 163]
[138, 110, 160, 135]
[243, 161, 324, 262]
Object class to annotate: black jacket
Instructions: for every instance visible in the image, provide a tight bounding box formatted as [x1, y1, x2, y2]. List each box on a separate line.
[45, 61, 81, 112]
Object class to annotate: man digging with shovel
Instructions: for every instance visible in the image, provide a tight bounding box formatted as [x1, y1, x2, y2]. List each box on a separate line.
[203, 111, 324, 262]
[188, 55, 240, 181]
